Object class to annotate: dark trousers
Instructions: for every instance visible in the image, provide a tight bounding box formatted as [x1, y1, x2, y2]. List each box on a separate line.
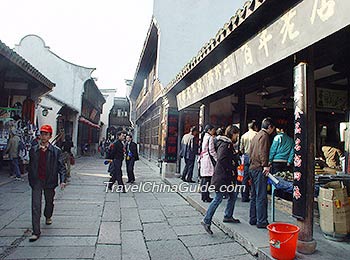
[108, 159, 125, 190]
[271, 162, 288, 174]
[249, 168, 268, 225]
[126, 158, 135, 182]
[200, 176, 212, 200]
[32, 182, 55, 235]
[182, 158, 195, 181]
[241, 154, 251, 201]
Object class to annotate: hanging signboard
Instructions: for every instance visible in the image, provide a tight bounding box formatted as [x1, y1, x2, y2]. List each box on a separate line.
[316, 88, 348, 110]
[292, 62, 307, 220]
[165, 108, 179, 162]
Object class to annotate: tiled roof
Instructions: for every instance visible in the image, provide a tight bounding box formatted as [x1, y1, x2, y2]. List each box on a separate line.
[0, 40, 55, 89]
[166, 0, 266, 91]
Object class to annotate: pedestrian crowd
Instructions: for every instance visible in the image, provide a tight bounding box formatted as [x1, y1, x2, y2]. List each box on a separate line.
[179, 117, 297, 234]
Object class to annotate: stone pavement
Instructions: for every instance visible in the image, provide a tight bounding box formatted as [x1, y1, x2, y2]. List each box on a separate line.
[0, 157, 255, 260]
[163, 174, 350, 260]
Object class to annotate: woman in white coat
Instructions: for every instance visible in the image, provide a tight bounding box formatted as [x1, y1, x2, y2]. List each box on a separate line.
[199, 124, 217, 202]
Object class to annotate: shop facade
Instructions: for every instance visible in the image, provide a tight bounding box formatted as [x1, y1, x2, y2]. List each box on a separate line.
[78, 79, 105, 155]
[0, 40, 54, 170]
[166, 0, 350, 254]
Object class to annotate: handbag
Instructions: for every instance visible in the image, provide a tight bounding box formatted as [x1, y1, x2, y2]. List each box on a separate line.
[70, 154, 75, 165]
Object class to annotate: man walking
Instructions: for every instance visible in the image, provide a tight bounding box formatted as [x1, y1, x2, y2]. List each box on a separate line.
[249, 117, 275, 229]
[107, 131, 126, 192]
[179, 126, 198, 183]
[125, 134, 139, 183]
[28, 124, 66, 242]
[239, 120, 258, 202]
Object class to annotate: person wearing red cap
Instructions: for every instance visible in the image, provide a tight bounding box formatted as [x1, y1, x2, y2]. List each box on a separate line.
[28, 124, 66, 242]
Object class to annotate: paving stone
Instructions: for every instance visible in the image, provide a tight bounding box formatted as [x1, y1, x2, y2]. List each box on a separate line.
[139, 209, 166, 223]
[167, 216, 203, 226]
[7, 220, 100, 230]
[4, 246, 95, 259]
[120, 197, 137, 208]
[172, 224, 212, 236]
[0, 229, 27, 237]
[147, 240, 192, 260]
[162, 207, 202, 218]
[40, 228, 99, 236]
[0, 237, 15, 246]
[97, 222, 121, 245]
[20, 236, 97, 247]
[121, 231, 149, 260]
[179, 233, 233, 247]
[121, 208, 142, 231]
[189, 242, 248, 260]
[143, 222, 177, 241]
[94, 244, 121, 260]
[102, 202, 121, 221]
[157, 198, 189, 206]
[105, 192, 120, 202]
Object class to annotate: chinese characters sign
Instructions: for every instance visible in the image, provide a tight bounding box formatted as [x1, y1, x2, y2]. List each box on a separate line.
[316, 88, 348, 110]
[176, 0, 346, 110]
[292, 63, 307, 220]
[165, 109, 179, 162]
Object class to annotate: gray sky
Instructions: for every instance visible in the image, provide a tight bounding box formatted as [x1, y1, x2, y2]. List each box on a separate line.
[0, 0, 153, 96]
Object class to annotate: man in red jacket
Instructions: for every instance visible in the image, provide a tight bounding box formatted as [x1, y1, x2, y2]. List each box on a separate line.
[28, 124, 66, 242]
[249, 118, 275, 229]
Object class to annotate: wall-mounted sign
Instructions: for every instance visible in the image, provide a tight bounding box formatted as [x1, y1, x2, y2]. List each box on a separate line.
[292, 63, 307, 220]
[165, 109, 178, 162]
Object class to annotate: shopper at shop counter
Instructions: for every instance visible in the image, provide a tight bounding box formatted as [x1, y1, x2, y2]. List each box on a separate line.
[239, 120, 258, 202]
[249, 117, 275, 229]
[269, 126, 294, 174]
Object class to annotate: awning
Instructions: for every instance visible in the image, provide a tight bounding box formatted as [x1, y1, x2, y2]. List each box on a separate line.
[79, 117, 100, 129]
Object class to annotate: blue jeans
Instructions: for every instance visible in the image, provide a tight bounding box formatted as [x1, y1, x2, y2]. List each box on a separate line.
[249, 168, 268, 225]
[11, 158, 21, 178]
[203, 191, 238, 225]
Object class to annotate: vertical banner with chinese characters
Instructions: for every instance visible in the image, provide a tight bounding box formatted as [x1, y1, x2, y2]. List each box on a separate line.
[292, 63, 307, 220]
[165, 108, 179, 163]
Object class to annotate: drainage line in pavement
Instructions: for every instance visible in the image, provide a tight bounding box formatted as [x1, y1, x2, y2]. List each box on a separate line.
[0, 229, 31, 260]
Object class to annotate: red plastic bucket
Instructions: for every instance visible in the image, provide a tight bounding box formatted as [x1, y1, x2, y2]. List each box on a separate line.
[267, 223, 300, 260]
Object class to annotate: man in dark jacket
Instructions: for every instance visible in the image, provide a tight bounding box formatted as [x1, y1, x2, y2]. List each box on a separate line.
[201, 125, 240, 235]
[179, 126, 198, 183]
[249, 117, 275, 229]
[125, 134, 139, 183]
[28, 124, 66, 242]
[107, 131, 126, 192]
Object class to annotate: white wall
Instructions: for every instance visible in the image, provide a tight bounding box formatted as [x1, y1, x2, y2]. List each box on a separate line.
[153, 0, 246, 87]
[15, 35, 95, 154]
[15, 35, 95, 113]
[99, 89, 116, 139]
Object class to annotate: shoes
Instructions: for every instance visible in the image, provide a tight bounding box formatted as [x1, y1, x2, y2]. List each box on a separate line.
[202, 198, 213, 203]
[15, 177, 24, 181]
[249, 220, 257, 225]
[46, 218, 52, 225]
[223, 217, 240, 223]
[187, 180, 196, 183]
[29, 234, 40, 242]
[201, 220, 213, 235]
[257, 222, 269, 229]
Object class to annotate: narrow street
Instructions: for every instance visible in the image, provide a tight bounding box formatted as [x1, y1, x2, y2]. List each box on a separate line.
[0, 157, 254, 260]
